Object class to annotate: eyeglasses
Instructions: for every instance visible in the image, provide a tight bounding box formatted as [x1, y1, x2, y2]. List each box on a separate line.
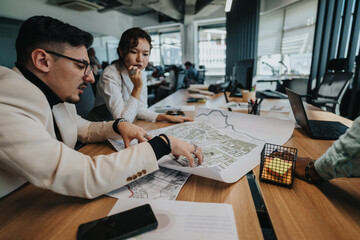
[45, 50, 93, 76]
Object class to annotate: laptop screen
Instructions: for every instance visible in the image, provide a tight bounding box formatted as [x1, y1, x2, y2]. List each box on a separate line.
[285, 88, 312, 135]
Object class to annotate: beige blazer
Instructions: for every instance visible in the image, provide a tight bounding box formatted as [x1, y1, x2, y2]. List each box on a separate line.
[0, 66, 159, 198]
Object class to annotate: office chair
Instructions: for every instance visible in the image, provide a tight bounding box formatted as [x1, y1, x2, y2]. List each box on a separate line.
[175, 72, 186, 91]
[196, 69, 206, 84]
[75, 83, 95, 119]
[155, 69, 183, 101]
[75, 83, 95, 149]
[308, 58, 353, 115]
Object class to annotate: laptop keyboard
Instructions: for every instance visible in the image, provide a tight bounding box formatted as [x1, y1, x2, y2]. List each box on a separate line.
[309, 120, 348, 139]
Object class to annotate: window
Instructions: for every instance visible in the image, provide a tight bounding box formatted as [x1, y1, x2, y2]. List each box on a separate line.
[90, 35, 120, 66]
[149, 31, 182, 66]
[198, 24, 226, 76]
[257, 0, 318, 76]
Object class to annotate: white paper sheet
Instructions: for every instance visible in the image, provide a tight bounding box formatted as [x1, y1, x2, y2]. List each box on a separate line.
[106, 139, 190, 200]
[108, 198, 239, 240]
[148, 108, 294, 183]
[106, 166, 189, 200]
[189, 84, 210, 90]
[195, 108, 294, 145]
[108, 108, 295, 183]
[151, 122, 264, 183]
[153, 105, 196, 113]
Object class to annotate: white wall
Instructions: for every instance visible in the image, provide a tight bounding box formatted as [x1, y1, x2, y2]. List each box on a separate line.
[0, 0, 133, 37]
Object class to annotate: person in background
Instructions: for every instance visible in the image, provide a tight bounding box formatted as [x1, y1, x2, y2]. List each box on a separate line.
[184, 61, 198, 88]
[157, 65, 179, 100]
[88, 47, 102, 76]
[88, 27, 192, 123]
[88, 47, 102, 94]
[295, 117, 360, 182]
[0, 16, 203, 199]
[166, 65, 179, 90]
[101, 61, 109, 70]
[151, 66, 161, 79]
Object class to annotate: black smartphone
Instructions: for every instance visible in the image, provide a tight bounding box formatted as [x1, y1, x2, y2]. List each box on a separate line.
[165, 110, 185, 116]
[77, 204, 158, 240]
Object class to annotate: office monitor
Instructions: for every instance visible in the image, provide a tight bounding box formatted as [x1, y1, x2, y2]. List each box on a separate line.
[232, 59, 254, 91]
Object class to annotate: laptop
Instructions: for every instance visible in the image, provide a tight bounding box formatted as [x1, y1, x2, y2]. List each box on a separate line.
[257, 89, 288, 99]
[285, 88, 348, 140]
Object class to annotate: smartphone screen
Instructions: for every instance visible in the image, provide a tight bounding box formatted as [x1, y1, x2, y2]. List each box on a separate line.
[77, 204, 158, 240]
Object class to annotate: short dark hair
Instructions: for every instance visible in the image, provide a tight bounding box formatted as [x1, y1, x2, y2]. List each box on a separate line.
[117, 27, 152, 65]
[184, 61, 193, 67]
[16, 15, 93, 65]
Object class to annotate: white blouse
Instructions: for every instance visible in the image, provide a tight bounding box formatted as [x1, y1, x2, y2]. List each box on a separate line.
[94, 64, 159, 122]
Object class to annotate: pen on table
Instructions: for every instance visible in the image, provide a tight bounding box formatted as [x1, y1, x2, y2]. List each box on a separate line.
[249, 98, 258, 114]
[251, 98, 263, 114]
[251, 102, 257, 114]
[223, 91, 232, 111]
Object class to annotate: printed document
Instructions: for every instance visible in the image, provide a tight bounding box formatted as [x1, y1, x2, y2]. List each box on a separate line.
[108, 198, 238, 240]
[106, 165, 189, 200]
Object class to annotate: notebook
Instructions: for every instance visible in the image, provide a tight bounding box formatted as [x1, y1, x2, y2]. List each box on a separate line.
[285, 88, 348, 140]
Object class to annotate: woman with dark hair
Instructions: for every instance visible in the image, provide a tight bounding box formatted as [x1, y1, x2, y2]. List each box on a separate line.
[88, 27, 192, 123]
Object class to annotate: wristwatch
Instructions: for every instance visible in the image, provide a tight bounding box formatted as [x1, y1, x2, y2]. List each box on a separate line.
[305, 161, 315, 183]
[305, 160, 322, 183]
[112, 118, 128, 134]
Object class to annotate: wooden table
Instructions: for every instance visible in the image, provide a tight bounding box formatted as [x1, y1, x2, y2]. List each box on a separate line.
[0, 90, 262, 240]
[157, 90, 360, 239]
[0, 89, 358, 239]
[152, 90, 360, 239]
[221, 90, 359, 239]
[252, 106, 360, 240]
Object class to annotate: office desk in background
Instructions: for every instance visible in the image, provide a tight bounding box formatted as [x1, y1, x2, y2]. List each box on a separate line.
[255, 75, 309, 95]
[0, 90, 359, 239]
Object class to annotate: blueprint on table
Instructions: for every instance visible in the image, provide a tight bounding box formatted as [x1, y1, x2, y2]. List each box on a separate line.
[150, 108, 294, 183]
[106, 166, 189, 200]
[108, 108, 294, 184]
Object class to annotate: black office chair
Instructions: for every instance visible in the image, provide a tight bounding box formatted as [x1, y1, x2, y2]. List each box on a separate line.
[308, 58, 353, 115]
[175, 72, 186, 91]
[75, 83, 96, 149]
[75, 83, 95, 119]
[196, 69, 206, 84]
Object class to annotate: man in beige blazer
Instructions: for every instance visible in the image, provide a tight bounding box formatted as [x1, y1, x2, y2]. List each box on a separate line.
[0, 16, 203, 199]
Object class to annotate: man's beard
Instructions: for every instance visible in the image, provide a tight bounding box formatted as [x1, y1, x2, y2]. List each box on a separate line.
[65, 94, 81, 104]
[65, 82, 86, 103]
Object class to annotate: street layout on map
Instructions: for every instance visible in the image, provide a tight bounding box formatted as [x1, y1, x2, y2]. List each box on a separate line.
[158, 121, 259, 172]
[107, 108, 294, 197]
[106, 166, 189, 200]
